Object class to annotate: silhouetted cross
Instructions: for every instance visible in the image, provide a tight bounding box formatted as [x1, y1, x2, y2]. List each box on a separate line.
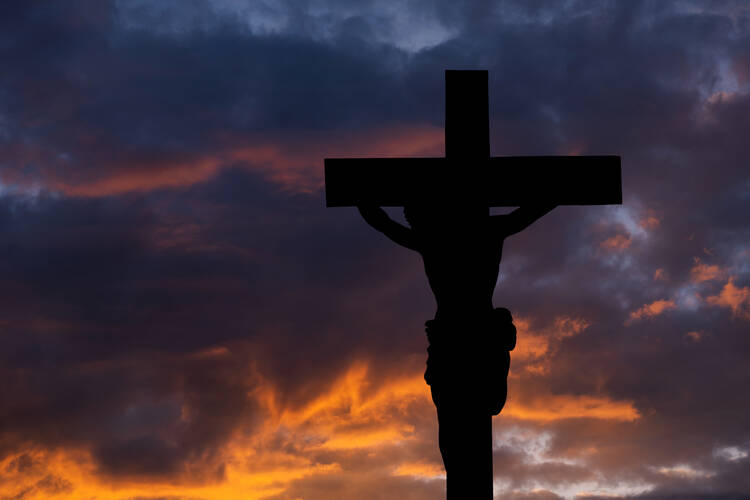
[324, 70, 621, 499]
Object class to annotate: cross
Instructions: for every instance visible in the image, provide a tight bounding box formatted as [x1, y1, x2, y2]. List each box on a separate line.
[324, 70, 622, 499]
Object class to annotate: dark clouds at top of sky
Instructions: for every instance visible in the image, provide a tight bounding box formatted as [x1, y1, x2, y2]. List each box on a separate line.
[1, 0, 748, 202]
[1, 1, 750, 498]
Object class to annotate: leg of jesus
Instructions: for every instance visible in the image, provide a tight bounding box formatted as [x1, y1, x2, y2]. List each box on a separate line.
[434, 396, 494, 498]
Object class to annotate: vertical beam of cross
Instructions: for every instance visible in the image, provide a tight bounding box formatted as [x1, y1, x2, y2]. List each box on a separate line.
[445, 70, 495, 498]
[446, 70, 489, 158]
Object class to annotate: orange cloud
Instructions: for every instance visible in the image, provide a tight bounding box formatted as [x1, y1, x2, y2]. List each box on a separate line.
[639, 213, 661, 231]
[706, 277, 750, 320]
[0, 349, 643, 500]
[552, 316, 590, 340]
[53, 155, 224, 197]
[512, 317, 550, 361]
[654, 268, 668, 281]
[0, 361, 429, 500]
[626, 299, 676, 324]
[503, 394, 640, 422]
[684, 331, 704, 342]
[511, 315, 590, 375]
[393, 461, 445, 479]
[690, 258, 725, 283]
[0, 447, 329, 500]
[600, 234, 632, 251]
[2, 124, 444, 198]
[273, 361, 430, 432]
[233, 123, 445, 195]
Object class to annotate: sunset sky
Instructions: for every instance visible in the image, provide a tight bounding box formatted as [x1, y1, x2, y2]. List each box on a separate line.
[1, 1, 750, 499]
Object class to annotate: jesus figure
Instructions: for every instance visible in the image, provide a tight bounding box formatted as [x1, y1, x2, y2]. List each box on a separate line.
[358, 203, 556, 497]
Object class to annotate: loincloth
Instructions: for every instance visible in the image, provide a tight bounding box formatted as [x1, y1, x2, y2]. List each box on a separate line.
[424, 307, 516, 415]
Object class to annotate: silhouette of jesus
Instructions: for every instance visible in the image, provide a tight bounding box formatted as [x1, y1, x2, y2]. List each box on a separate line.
[358, 203, 556, 495]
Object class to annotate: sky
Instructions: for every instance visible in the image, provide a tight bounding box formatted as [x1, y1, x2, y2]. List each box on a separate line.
[1, 1, 749, 499]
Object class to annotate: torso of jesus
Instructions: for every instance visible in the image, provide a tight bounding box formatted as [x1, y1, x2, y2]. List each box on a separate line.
[358, 205, 555, 322]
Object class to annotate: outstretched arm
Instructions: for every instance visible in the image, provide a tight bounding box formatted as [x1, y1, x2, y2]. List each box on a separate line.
[357, 206, 419, 251]
[493, 204, 557, 236]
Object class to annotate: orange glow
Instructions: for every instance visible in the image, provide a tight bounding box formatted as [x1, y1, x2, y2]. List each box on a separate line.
[0, 357, 640, 499]
[626, 299, 676, 324]
[511, 315, 590, 375]
[393, 461, 445, 479]
[8, 124, 444, 198]
[552, 316, 590, 339]
[230, 123, 445, 195]
[706, 277, 750, 320]
[0, 447, 335, 500]
[638, 213, 661, 231]
[600, 234, 632, 251]
[503, 394, 640, 422]
[690, 258, 725, 283]
[511, 317, 551, 375]
[512, 317, 550, 361]
[271, 361, 431, 451]
[684, 331, 704, 342]
[51, 156, 223, 197]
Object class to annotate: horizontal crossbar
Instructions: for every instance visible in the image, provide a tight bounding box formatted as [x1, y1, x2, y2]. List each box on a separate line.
[324, 156, 622, 207]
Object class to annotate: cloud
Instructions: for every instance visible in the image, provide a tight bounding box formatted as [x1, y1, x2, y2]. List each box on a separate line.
[392, 461, 445, 480]
[503, 394, 639, 422]
[600, 233, 632, 251]
[0, 124, 443, 198]
[551, 316, 590, 340]
[510, 315, 591, 376]
[713, 445, 749, 462]
[115, 0, 460, 53]
[626, 299, 677, 324]
[651, 463, 716, 479]
[639, 213, 661, 231]
[705, 278, 750, 320]
[684, 330, 704, 342]
[690, 258, 725, 283]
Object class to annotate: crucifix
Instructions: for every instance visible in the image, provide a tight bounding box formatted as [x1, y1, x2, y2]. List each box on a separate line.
[324, 70, 621, 499]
